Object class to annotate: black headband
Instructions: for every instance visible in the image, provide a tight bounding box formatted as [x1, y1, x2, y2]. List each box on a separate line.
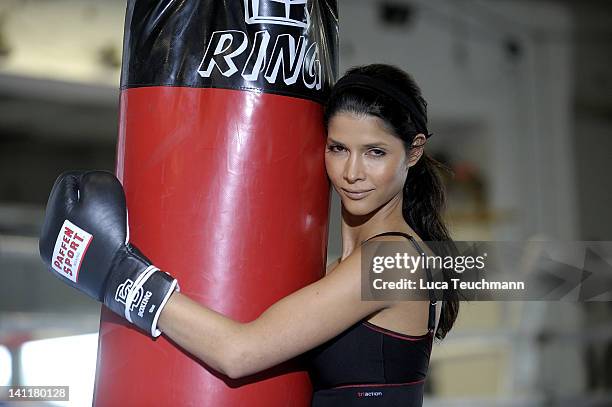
[329, 74, 432, 138]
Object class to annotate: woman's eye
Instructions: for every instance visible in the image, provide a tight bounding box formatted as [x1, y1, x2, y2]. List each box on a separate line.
[368, 149, 386, 157]
[327, 144, 344, 153]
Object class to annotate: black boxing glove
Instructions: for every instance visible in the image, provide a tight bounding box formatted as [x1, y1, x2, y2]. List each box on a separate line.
[39, 170, 179, 338]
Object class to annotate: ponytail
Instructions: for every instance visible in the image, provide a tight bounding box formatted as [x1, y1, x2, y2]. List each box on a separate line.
[403, 153, 459, 341]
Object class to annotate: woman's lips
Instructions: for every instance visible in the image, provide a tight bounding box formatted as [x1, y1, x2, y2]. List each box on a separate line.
[341, 188, 373, 200]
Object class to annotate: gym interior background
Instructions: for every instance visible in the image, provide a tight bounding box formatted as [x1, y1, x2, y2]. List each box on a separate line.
[1, 0, 611, 406]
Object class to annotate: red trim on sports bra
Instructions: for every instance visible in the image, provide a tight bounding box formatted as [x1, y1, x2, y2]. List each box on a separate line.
[331, 378, 426, 389]
[362, 321, 433, 341]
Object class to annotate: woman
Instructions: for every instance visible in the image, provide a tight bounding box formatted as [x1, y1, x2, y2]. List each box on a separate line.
[40, 63, 459, 406]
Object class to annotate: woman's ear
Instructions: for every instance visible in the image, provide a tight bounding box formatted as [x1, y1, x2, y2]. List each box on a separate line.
[406, 133, 427, 169]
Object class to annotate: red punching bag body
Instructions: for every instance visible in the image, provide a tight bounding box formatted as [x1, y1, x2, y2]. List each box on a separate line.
[93, 1, 338, 406]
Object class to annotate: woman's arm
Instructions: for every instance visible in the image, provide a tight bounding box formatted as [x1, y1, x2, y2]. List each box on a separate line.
[158, 246, 392, 379]
[37, 170, 386, 374]
[157, 293, 244, 376]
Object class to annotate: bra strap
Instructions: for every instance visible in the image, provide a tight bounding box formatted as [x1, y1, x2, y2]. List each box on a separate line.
[361, 231, 413, 244]
[362, 231, 438, 334]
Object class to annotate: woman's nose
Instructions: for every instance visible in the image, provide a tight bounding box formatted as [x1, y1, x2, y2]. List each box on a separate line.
[343, 155, 365, 183]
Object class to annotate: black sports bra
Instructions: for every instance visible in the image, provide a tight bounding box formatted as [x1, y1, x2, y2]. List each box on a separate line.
[305, 231, 437, 407]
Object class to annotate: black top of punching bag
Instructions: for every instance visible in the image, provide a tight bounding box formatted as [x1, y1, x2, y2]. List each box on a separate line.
[121, 0, 339, 103]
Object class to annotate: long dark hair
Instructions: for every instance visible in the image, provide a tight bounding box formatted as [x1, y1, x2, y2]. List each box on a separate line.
[324, 64, 459, 341]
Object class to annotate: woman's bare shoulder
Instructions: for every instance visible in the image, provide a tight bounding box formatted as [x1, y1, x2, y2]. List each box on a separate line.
[326, 231, 422, 276]
[364, 232, 434, 255]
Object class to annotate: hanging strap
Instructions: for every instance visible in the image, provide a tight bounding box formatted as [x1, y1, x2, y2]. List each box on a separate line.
[362, 231, 438, 334]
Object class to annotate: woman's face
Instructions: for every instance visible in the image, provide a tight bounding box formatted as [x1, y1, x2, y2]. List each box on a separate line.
[325, 112, 423, 217]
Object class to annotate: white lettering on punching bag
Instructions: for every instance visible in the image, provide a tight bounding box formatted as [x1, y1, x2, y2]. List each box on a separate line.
[197, 0, 322, 90]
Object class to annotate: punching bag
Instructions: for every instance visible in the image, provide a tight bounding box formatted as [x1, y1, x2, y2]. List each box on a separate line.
[93, 1, 338, 406]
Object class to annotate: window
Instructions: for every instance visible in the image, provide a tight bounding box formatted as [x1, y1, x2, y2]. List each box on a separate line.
[0, 346, 11, 386]
[21, 333, 98, 407]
